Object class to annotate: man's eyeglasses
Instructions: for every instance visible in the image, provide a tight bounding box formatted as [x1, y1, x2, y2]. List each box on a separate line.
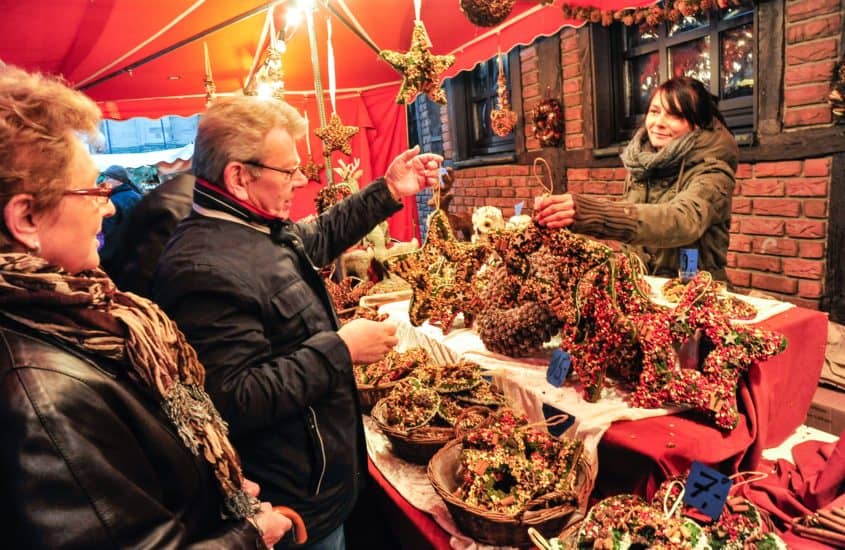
[243, 160, 301, 179]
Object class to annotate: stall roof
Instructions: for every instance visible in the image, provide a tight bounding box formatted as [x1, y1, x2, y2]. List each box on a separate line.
[0, 0, 653, 119]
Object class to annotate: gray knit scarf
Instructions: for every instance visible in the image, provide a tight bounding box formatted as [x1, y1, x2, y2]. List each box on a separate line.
[620, 127, 701, 181]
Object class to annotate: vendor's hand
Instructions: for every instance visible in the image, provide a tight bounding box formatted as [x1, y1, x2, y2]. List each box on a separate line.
[534, 193, 576, 229]
[384, 145, 444, 200]
[251, 501, 292, 548]
[338, 318, 398, 364]
[242, 478, 261, 498]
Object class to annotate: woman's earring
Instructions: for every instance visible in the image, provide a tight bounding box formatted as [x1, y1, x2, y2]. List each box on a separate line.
[29, 240, 41, 255]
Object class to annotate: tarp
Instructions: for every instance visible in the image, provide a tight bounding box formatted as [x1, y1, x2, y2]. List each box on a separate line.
[92, 143, 195, 170]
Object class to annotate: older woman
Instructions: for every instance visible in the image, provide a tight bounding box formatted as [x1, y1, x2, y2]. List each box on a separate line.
[535, 77, 738, 281]
[0, 66, 293, 548]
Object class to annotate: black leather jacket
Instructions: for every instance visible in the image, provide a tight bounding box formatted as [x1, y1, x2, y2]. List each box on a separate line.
[0, 321, 262, 549]
[152, 179, 403, 546]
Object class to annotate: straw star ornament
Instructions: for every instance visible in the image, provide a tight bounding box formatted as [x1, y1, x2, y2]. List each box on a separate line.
[302, 158, 324, 183]
[315, 113, 359, 155]
[379, 20, 455, 105]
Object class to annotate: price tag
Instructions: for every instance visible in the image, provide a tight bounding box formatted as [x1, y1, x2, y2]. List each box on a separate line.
[546, 349, 570, 387]
[682, 461, 733, 521]
[679, 248, 699, 283]
[542, 403, 575, 437]
[514, 201, 525, 216]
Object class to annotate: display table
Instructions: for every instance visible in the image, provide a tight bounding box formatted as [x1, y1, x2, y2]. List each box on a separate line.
[366, 291, 827, 547]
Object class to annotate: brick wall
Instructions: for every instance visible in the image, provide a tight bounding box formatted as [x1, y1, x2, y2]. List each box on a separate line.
[783, 0, 842, 127]
[561, 28, 586, 150]
[521, 45, 542, 151]
[450, 165, 533, 220]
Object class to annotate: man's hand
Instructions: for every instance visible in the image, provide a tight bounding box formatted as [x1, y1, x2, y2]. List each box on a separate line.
[534, 193, 576, 229]
[338, 318, 398, 364]
[384, 145, 444, 200]
[250, 501, 293, 548]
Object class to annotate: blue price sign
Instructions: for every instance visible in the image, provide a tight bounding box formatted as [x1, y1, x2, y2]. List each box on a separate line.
[682, 461, 733, 521]
[514, 201, 525, 216]
[546, 349, 571, 387]
[679, 248, 699, 283]
[542, 403, 575, 438]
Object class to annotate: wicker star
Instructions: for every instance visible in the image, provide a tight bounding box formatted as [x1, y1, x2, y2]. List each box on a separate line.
[388, 209, 489, 332]
[379, 20, 455, 105]
[302, 158, 323, 183]
[314, 113, 359, 155]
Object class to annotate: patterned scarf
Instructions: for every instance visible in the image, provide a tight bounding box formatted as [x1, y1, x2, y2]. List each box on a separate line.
[0, 253, 257, 519]
[620, 126, 701, 181]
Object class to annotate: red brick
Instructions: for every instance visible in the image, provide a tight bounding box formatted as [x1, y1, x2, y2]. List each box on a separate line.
[563, 78, 582, 94]
[564, 63, 582, 78]
[732, 198, 752, 214]
[804, 157, 832, 177]
[783, 258, 824, 279]
[798, 280, 824, 298]
[522, 83, 541, 99]
[520, 46, 537, 62]
[584, 182, 607, 194]
[727, 269, 751, 288]
[787, 14, 842, 43]
[784, 105, 833, 127]
[591, 168, 617, 180]
[785, 61, 838, 85]
[751, 273, 798, 294]
[565, 106, 583, 121]
[513, 165, 530, 176]
[563, 93, 580, 107]
[752, 198, 801, 217]
[522, 71, 540, 86]
[606, 182, 625, 195]
[736, 254, 782, 272]
[568, 181, 585, 193]
[787, 0, 842, 21]
[735, 164, 752, 178]
[565, 135, 585, 149]
[562, 34, 578, 51]
[783, 296, 822, 309]
[786, 220, 827, 238]
[565, 119, 584, 134]
[803, 199, 828, 218]
[568, 168, 589, 180]
[562, 51, 579, 67]
[799, 241, 825, 258]
[755, 161, 803, 178]
[727, 252, 737, 267]
[785, 82, 833, 107]
[786, 178, 829, 197]
[742, 218, 785, 236]
[742, 179, 785, 196]
[751, 237, 799, 257]
[525, 137, 540, 150]
[520, 57, 538, 73]
[786, 38, 839, 64]
[733, 181, 743, 195]
[729, 234, 752, 252]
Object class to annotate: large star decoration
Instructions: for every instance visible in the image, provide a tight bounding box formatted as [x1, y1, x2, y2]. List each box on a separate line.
[379, 20, 455, 105]
[302, 158, 324, 183]
[387, 209, 489, 333]
[314, 113, 359, 155]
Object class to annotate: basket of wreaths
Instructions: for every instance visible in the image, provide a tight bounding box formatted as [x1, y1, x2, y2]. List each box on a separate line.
[354, 348, 430, 413]
[427, 410, 593, 547]
[371, 378, 456, 464]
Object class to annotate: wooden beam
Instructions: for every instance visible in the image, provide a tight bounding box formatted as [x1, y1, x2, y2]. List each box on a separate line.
[822, 153, 845, 323]
[756, 0, 784, 136]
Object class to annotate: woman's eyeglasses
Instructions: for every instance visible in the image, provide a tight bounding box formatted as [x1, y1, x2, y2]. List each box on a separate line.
[243, 160, 301, 179]
[63, 182, 114, 202]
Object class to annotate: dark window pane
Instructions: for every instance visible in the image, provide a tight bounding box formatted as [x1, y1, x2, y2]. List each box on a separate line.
[668, 10, 710, 37]
[628, 20, 659, 47]
[626, 52, 660, 117]
[723, 0, 754, 20]
[721, 23, 754, 99]
[669, 36, 711, 87]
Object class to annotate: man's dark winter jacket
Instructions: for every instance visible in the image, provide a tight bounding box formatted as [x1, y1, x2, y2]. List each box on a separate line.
[152, 179, 402, 546]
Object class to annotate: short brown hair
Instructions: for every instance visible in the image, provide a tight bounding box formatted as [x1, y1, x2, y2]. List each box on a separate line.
[0, 65, 101, 247]
[193, 96, 306, 184]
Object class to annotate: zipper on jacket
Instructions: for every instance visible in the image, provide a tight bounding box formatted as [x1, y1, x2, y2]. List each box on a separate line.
[307, 406, 327, 495]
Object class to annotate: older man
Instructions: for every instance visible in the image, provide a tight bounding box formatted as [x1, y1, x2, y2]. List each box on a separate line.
[152, 96, 441, 550]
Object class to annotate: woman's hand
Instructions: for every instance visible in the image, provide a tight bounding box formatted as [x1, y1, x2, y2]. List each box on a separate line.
[534, 194, 576, 229]
[338, 318, 398, 364]
[384, 145, 444, 200]
[250, 501, 293, 549]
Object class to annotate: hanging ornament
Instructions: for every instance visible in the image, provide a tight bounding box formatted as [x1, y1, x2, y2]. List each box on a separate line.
[830, 54, 845, 121]
[301, 110, 324, 183]
[202, 42, 216, 108]
[315, 112, 359, 155]
[490, 51, 517, 137]
[532, 90, 564, 147]
[459, 0, 516, 27]
[379, 20, 455, 105]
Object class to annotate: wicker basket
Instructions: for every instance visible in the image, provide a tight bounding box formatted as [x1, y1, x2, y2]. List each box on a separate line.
[428, 439, 593, 547]
[356, 379, 399, 413]
[371, 399, 455, 464]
